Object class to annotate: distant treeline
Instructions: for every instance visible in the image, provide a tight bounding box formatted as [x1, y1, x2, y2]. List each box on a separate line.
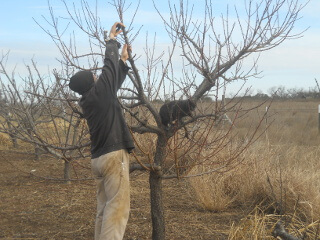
[244, 86, 320, 100]
[149, 86, 320, 104]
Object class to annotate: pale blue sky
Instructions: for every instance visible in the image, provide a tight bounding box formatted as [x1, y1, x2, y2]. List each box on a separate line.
[1, 0, 319, 95]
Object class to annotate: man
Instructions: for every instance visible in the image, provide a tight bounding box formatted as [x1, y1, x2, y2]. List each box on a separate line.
[69, 22, 135, 240]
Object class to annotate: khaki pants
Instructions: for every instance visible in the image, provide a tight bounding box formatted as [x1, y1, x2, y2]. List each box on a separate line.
[91, 149, 130, 240]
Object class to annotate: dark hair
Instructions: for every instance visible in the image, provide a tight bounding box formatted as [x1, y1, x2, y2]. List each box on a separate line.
[69, 71, 94, 95]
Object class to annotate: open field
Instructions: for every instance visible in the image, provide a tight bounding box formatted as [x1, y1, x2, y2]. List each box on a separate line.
[0, 151, 247, 239]
[1, 99, 320, 239]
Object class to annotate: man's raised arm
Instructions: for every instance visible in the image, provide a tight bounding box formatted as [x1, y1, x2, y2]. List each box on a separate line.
[117, 44, 131, 90]
[103, 22, 124, 67]
[101, 22, 125, 91]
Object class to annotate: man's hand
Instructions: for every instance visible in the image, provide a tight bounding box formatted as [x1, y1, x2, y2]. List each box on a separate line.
[109, 22, 125, 40]
[121, 44, 132, 62]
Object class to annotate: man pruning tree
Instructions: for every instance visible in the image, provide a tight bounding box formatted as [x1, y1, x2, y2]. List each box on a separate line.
[69, 22, 135, 240]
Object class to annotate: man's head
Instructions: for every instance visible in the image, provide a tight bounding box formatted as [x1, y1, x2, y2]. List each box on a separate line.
[69, 71, 95, 95]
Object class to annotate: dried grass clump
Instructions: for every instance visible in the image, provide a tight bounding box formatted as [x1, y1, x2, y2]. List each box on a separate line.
[228, 206, 320, 239]
[188, 171, 236, 211]
[187, 141, 320, 220]
[0, 133, 11, 150]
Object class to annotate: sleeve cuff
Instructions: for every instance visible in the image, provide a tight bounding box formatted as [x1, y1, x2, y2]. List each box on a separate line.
[119, 59, 131, 72]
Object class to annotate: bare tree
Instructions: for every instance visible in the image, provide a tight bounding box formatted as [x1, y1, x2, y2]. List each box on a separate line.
[0, 84, 18, 148]
[0, 52, 90, 182]
[14, 0, 307, 239]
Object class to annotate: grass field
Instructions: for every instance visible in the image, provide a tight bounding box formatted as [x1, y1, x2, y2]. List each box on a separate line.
[0, 99, 319, 239]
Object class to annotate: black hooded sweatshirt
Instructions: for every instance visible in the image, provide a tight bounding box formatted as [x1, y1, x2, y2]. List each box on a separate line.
[79, 39, 135, 159]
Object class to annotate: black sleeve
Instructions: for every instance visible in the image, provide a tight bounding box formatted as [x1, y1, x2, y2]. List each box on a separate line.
[117, 59, 130, 90]
[99, 39, 121, 94]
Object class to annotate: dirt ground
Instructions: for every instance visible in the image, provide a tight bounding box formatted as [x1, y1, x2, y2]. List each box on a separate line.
[0, 150, 247, 240]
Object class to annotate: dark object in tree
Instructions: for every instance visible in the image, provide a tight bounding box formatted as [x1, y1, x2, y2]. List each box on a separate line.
[159, 99, 196, 127]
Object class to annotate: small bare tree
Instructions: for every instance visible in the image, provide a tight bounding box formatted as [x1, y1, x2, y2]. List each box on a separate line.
[1, 0, 305, 239]
[0, 86, 18, 148]
[0, 52, 90, 182]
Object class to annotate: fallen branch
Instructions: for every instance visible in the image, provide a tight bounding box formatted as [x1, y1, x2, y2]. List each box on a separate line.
[272, 221, 301, 240]
[129, 163, 161, 173]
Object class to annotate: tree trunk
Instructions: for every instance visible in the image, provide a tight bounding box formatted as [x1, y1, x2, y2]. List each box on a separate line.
[64, 160, 71, 184]
[6, 120, 18, 148]
[34, 146, 41, 161]
[149, 134, 167, 240]
[10, 134, 18, 148]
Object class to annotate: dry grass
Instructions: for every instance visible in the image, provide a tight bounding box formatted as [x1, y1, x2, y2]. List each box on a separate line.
[228, 205, 320, 239]
[232, 99, 320, 146]
[188, 170, 237, 211]
[2, 99, 320, 238]
[0, 133, 11, 150]
[187, 99, 320, 237]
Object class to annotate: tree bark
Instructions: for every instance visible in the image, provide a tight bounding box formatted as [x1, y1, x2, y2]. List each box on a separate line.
[34, 146, 41, 161]
[10, 134, 18, 148]
[64, 160, 71, 184]
[149, 134, 167, 240]
[5, 117, 18, 148]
